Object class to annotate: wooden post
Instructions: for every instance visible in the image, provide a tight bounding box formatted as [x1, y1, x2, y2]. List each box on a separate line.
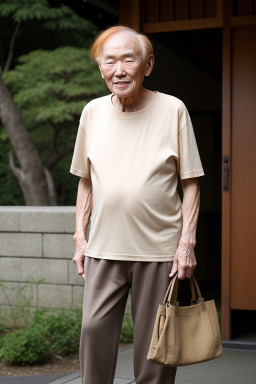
[119, 0, 141, 31]
[221, 0, 232, 340]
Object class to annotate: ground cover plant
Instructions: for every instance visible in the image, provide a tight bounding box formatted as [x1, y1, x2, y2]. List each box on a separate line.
[0, 307, 134, 365]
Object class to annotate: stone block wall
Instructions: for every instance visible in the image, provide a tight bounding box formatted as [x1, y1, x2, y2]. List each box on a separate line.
[0, 207, 87, 312]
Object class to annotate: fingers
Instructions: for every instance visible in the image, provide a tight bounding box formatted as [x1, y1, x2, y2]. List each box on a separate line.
[186, 268, 195, 279]
[169, 258, 178, 277]
[77, 265, 85, 280]
[73, 258, 83, 273]
[180, 265, 196, 280]
[72, 253, 85, 280]
[169, 257, 197, 280]
[178, 267, 186, 280]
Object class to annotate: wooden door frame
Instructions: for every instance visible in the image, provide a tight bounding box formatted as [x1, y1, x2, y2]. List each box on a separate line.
[119, 0, 256, 341]
[221, 0, 232, 341]
[221, 1, 256, 340]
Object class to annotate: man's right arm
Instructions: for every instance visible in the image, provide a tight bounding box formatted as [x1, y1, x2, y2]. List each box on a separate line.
[72, 177, 93, 280]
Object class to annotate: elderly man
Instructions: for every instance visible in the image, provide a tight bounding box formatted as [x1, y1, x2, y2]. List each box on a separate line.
[70, 26, 204, 384]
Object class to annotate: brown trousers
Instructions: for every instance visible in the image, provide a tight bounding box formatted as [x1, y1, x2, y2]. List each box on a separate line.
[80, 256, 177, 384]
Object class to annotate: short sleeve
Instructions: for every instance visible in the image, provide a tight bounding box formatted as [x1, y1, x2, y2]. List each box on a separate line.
[70, 108, 91, 179]
[177, 118, 205, 180]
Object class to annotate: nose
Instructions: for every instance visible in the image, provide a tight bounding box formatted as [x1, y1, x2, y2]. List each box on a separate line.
[114, 61, 125, 76]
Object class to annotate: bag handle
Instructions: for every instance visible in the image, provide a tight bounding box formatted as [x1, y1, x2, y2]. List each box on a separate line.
[163, 272, 178, 305]
[163, 272, 206, 310]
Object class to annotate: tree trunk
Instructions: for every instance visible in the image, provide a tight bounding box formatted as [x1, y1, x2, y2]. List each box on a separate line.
[0, 72, 55, 205]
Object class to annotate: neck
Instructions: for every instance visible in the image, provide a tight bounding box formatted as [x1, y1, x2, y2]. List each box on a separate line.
[112, 88, 155, 112]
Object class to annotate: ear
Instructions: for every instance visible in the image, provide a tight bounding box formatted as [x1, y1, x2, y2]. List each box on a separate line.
[144, 54, 155, 77]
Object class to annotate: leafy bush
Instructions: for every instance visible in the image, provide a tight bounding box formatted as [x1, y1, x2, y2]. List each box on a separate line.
[0, 309, 82, 364]
[0, 324, 49, 365]
[120, 316, 134, 343]
[32, 310, 82, 356]
[0, 305, 134, 365]
[0, 323, 8, 335]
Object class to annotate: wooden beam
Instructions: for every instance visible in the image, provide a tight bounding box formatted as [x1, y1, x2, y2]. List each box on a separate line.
[132, 0, 140, 31]
[216, 0, 223, 22]
[221, 0, 232, 341]
[119, 0, 132, 26]
[231, 14, 256, 27]
[119, 0, 141, 31]
[143, 17, 222, 33]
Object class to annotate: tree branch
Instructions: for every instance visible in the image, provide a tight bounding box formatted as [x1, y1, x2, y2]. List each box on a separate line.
[44, 167, 57, 205]
[0, 74, 50, 205]
[4, 23, 21, 73]
[46, 146, 73, 170]
[9, 150, 23, 181]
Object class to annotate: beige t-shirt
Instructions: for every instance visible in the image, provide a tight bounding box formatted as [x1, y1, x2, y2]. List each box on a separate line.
[70, 92, 204, 262]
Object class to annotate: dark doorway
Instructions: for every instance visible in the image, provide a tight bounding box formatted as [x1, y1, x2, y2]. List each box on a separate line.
[144, 29, 222, 308]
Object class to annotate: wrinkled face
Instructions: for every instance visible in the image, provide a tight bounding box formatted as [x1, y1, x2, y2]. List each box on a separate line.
[99, 32, 153, 99]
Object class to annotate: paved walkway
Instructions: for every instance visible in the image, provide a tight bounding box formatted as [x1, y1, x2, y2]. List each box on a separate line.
[1, 344, 256, 384]
[48, 344, 256, 384]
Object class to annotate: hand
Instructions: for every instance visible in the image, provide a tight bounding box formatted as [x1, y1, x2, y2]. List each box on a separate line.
[72, 238, 88, 281]
[169, 240, 197, 280]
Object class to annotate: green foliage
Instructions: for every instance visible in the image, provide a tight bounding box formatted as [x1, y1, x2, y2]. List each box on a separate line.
[0, 309, 82, 364]
[32, 310, 82, 356]
[52, 152, 79, 205]
[120, 317, 134, 343]
[0, 303, 134, 365]
[120, 306, 134, 343]
[0, 324, 49, 365]
[0, 0, 96, 33]
[0, 0, 108, 205]
[2, 47, 107, 205]
[3, 47, 107, 127]
[0, 323, 8, 339]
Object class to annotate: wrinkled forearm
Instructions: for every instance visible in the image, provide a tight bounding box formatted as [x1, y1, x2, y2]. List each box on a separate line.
[73, 177, 93, 245]
[178, 178, 200, 253]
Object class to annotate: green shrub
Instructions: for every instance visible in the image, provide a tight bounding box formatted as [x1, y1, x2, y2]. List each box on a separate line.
[0, 306, 134, 366]
[32, 310, 82, 356]
[120, 316, 134, 343]
[0, 323, 8, 335]
[46, 311, 81, 356]
[0, 324, 9, 350]
[0, 324, 49, 365]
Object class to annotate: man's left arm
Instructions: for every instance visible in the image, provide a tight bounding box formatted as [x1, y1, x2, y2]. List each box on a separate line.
[169, 177, 200, 280]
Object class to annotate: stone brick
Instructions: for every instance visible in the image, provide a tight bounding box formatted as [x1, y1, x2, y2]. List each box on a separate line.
[43, 234, 75, 259]
[19, 207, 76, 233]
[0, 208, 19, 231]
[0, 206, 91, 235]
[0, 282, 37, 306]
[0, 257, 68, 284]
[72, 286, 84, 308]
[68, 261, 84, 286]
[38, 284, 72, 309]
[0, 233, 42, 257]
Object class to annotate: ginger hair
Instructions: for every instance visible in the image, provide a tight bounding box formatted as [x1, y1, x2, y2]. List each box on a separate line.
[90, 25, 154, 63]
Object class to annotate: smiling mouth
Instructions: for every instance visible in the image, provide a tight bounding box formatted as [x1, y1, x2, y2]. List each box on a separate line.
[114, 82, 130, 84]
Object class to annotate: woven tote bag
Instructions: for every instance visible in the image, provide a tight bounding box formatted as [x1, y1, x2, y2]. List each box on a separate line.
[147, 272, 222, 367]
